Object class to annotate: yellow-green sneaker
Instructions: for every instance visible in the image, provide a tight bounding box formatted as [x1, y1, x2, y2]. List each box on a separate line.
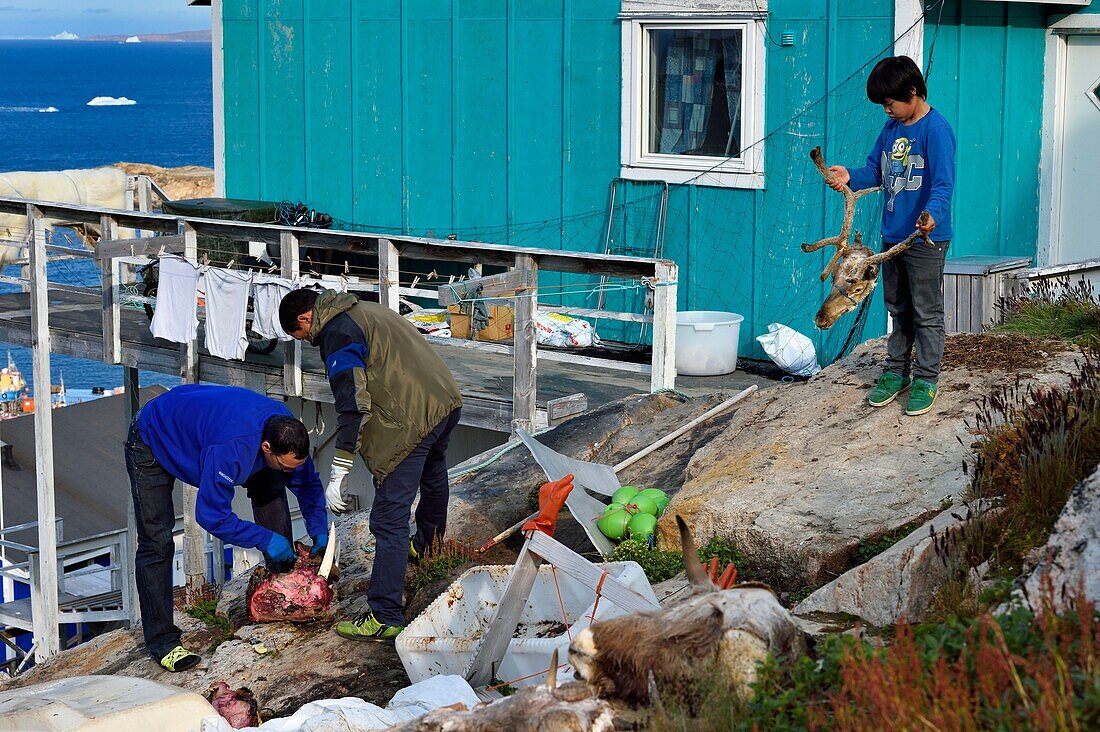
[335, 611, 404, 642]
[408, 539, 420, 564]
[868, 372, 911, 407]
[159, 645, 201, 672]
[905, 379, 938, 416]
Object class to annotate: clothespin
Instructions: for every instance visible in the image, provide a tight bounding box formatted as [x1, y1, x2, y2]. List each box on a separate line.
[428, 269, 438, 280]
[157, 243, 166, 257]
[448, 274, 455, 285]
[343, 260, 350, 275]
[201, 253, 210, 267]
[226, 258, 236, 270]
[411, 275, 420, 290]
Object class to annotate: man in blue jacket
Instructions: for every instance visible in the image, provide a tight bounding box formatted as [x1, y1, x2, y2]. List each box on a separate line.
[124, 384, 328, 671]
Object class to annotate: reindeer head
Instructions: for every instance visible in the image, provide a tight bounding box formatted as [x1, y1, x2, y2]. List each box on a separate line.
[801, 146, 930, 329]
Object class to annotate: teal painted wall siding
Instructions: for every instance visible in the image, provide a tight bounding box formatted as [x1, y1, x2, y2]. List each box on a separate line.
[221, 0, 1051, 361]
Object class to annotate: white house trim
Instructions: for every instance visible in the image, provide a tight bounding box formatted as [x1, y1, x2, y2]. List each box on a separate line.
[894, 0, 925, 70]
[211, 0, 226, 197]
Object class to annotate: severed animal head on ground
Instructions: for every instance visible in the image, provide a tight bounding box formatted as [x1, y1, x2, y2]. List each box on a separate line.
[205, 682, 261, 729]
[801, 146, 930, 329]
[567, 515, 807, 706]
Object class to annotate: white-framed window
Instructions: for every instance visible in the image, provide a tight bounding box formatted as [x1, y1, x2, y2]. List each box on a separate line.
[620, 5, 767, 188]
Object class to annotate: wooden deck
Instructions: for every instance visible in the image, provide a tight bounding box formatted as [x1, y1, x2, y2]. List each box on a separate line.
[0, 289, 770, 432]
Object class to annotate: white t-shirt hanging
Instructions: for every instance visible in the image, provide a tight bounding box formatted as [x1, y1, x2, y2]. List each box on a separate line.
[251, 273, 296, 341]
[150, 253, 199, 345]
[204, 267, 253, 360]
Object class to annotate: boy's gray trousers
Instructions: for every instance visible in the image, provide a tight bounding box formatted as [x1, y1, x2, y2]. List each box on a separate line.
[881, 239, 950, 383]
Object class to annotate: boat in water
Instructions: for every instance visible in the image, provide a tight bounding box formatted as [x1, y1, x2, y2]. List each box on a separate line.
[0, 353, 81, 419]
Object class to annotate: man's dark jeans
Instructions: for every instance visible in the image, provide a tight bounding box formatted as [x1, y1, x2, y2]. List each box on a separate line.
[124, 420, 293, 660]
[367, 407, 461, 627]
[881, 239, 950, 382]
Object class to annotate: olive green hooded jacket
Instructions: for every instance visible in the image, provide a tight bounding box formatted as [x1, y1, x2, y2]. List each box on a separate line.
[308, 291, 462, 480]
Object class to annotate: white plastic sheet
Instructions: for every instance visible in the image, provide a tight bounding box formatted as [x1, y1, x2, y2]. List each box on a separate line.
[756, 323, 821, 377]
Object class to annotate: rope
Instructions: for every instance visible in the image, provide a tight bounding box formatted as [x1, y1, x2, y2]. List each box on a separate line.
[550, 566, 573, 642]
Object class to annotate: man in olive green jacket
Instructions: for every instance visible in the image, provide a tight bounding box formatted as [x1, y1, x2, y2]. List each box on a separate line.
[280, 289, 462, 640]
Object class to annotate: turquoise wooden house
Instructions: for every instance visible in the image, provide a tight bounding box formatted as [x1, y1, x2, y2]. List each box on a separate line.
[194, 0, 1100, 362]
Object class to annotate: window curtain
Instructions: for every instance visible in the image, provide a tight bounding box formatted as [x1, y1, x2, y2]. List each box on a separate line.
[658, 31, 718, 155]
[721, 33, 742, 156]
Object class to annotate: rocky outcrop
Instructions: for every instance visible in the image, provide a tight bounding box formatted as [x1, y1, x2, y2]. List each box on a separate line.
[663, 336, 1080, 591]
[112, 163, 214, 204]
[1020, 464, 1100, 612]
[794, 502, 997, 626]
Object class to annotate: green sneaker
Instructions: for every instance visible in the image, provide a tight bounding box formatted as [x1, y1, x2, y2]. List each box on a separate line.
[159, 645, 201, 672]
[335, 611, 404, 642]
[905, 379, 938, 416]
[868, 372, 911, 407]
[408, 539, 420, 564]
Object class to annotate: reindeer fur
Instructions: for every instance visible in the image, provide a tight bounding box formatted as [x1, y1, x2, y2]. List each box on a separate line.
[800, 146, 930, 329]
[568, 516, 807, 705]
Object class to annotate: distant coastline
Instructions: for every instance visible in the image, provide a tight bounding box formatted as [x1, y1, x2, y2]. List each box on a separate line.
[82, 30, 212, 43]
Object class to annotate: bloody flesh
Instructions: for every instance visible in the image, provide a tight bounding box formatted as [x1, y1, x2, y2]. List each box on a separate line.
[247, 542, 335, 623]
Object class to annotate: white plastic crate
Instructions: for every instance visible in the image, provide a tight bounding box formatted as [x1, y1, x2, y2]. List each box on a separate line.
[396, 561, 657, 688]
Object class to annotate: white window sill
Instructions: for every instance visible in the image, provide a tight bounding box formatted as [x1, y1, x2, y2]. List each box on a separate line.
[620, 164, 765, 189]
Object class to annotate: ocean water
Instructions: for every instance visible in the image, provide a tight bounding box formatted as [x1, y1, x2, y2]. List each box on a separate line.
[0, 40, 213, 391]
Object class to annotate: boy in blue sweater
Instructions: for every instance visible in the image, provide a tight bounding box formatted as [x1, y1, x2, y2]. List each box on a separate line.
[827, 56, 956, 416]
[125, 385, 328, 671]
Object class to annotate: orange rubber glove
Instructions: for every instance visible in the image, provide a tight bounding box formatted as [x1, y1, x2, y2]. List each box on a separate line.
[521, 474, 575, 537]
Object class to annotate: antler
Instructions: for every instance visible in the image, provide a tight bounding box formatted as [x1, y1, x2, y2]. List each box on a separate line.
[862, 211, 933, 267]
[802, 146, 881, 281]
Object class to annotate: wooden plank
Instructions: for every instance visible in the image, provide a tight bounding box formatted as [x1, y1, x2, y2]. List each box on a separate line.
[437, 268, 530, 306]
[177, 221, 205, 598]
[464, 541, 543, 688]
[27, 205, 61, 660]
[650, 260, 677, 392]
[527, 532, 660, 613]
[378, 238, 400, 311]
[546, 393, 588, 424]
[512, 254, 538, 434]
[944, 274, 958, 333]
[96, 234, 186, 261]
[100, 215, 121, 363]
[281, 230, 302, 397]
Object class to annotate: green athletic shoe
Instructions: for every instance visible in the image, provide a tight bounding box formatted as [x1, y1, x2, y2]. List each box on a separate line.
[868, 372, 912, 407]
[408, 539, 420, 564]
[159, 645, 201, 672]
[335, 611, 404, 642]
[905, 379, 938, 416]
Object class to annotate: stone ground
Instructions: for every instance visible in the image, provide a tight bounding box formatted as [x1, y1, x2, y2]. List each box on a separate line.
[112, 162, 214, 204]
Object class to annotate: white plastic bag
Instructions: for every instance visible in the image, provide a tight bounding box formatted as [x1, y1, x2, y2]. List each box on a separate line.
[405, 309, 451, 336]
[756, 323, 821, 377]
[535, 312, 600, 348]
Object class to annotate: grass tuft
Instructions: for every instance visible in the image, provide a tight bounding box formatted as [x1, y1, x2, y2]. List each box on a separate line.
[995, 277, 1100, 347]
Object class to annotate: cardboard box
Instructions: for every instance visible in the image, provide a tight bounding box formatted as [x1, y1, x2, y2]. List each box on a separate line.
[448, 303, 514, 342]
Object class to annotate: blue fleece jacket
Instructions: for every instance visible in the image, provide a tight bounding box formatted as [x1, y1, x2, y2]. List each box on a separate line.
[136, 385, 327, 550]
[847, 108, 956, 243]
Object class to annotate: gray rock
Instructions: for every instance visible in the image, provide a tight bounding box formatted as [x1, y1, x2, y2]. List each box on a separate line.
[794, 502, 997, 626]
[1020, 464, 1100, 612]
[664, 337, 1080, 591]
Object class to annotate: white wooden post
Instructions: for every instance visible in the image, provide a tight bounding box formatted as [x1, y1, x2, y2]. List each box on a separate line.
[100, 214, 122, 364]
[27, 204, 60, 660]
[177, 221, 205, 599]
[378, 238, 400, 311]
[511, 254, 538, 434]
[280, 230, 302, 397]
[123, 366, 140, 624]
[137, 176, 152, 213]
[650, 260, 677, 392]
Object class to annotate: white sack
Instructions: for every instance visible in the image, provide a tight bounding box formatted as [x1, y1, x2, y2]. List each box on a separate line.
[756, 323, 821, 377]
[535, 312, 599, 349]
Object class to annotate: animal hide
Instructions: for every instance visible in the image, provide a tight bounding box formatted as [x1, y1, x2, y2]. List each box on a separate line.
[205, 681, 260, 729]
[0, 167, 129, 265]
[247, 542, 336, 623]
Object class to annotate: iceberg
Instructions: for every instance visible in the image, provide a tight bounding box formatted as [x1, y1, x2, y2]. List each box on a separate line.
[50, 31, 78, 41]
[125, 36, 141, 43]
[87, 96, 137, 107]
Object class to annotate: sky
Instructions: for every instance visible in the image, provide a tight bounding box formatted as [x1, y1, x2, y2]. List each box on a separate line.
[0, 1, 211, 39]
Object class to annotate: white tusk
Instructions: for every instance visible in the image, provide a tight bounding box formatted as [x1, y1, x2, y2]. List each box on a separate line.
[547, 648, 558, 692]
[318, 521, 336, 579]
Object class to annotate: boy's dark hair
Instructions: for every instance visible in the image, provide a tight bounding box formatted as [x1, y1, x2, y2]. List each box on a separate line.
[866, 56, 927, 105]
[263, 415, 310, 459]
[279, 288, 319, 335]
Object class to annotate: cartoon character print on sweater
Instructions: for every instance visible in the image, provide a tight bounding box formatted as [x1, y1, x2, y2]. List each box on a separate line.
[881, 136, 924, 212]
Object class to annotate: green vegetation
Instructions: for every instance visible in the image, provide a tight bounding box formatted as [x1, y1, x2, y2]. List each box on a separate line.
[853, 513, 934, 563]
[994, 278, 1100, 346]
[607, 535, 751, 585]
[408, 539, 479, 594]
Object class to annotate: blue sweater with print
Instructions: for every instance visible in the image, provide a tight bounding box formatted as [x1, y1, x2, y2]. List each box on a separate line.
[136, 385, 327, 550]
[847, 108, 956, 243]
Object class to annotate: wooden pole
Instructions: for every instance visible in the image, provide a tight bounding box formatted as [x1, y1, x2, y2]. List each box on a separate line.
[178, 221, 205, 600]
[280, 230, 302, 397]
[100, 214, 121, 364]
[511, 254, 538, 434]
[650, 260, 677, 392]
[123, 366, 140, 625]
[378, 238, 400, 311]
[27, 204, 60, 660]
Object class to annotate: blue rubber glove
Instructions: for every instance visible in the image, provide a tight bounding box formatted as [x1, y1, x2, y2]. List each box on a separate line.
[264, 532, 295, 571]
[310, 531, 329, 558]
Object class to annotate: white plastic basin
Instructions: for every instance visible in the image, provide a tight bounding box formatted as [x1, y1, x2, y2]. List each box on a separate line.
[396, 562, 657, 688]
[675, 311, 744, 376]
